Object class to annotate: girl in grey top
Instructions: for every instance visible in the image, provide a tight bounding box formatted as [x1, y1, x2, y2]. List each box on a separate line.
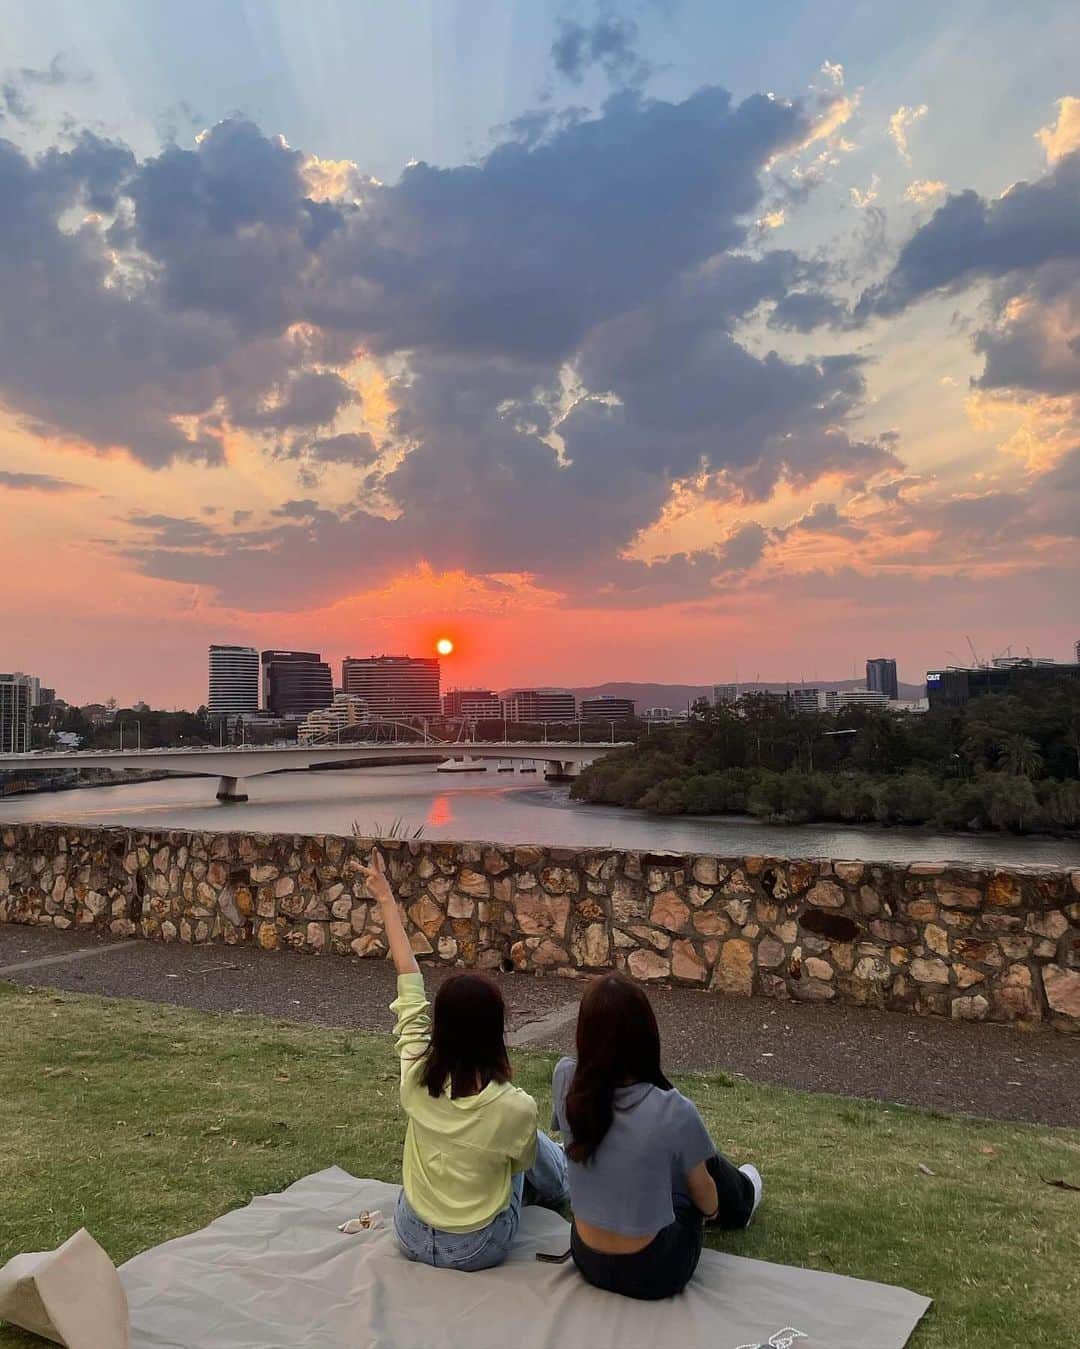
[551, 972, 761, 1300]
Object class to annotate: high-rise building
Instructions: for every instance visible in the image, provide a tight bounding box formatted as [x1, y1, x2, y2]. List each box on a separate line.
[788, 688, 822, 714]
[713, 684, 739, 707]
[825, 688, 890, 712]
[442, 689, 503, 720]
[342, 656, 441, 720]
[10, 673, 41, 707]
[926, 660, 1080, 710]
[579, 696, 636, 722]
[504, 689, 577, 723]
[208, 645, 260, 717]
[261, 651, 334, 718]
[866, 658, 899, 700]
[0, 674, 33, 752]
[1075, 639, 1080, 665]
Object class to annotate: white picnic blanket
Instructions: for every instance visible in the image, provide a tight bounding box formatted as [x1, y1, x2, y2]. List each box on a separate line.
[114, 1168, 931, 1349]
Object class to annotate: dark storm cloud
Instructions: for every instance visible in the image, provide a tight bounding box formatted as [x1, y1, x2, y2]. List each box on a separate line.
[858, 151, 1080, 318]
[551, 15, 652, 87]
[0, 470, 85, 492]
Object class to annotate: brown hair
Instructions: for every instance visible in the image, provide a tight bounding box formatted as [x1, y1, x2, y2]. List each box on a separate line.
[421, 972, 512, 1098]
[565, 973, 672, 1163]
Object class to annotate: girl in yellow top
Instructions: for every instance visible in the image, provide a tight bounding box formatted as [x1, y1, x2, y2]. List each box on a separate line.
[359, 851, 568, 1271]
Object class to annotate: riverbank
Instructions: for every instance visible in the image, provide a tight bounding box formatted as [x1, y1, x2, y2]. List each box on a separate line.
[2, 767, 1078, 866]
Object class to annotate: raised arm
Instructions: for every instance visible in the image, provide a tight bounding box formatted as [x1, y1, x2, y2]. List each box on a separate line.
[357, 850, 419, 975]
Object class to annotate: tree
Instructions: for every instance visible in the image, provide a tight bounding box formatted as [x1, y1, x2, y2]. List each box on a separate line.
[996, 734, 1043, 778]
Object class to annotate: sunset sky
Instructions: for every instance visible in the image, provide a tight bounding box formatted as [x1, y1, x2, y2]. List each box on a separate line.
[1, 0, 1078, 707]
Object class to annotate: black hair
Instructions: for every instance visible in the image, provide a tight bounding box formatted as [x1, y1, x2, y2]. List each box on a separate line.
[565, 972, 672, 1163]
[421, 972, 512, 1099]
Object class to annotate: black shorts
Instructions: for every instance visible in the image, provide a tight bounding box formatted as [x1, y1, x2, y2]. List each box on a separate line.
[570, 1194, 704, 1301]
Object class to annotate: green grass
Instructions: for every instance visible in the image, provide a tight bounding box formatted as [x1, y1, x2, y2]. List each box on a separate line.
[1, 981, 1077, 1348]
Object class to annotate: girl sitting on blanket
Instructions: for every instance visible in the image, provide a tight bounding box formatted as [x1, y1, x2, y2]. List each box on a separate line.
[359, 850, 568, 1272]
[551, 972, 762, 1301]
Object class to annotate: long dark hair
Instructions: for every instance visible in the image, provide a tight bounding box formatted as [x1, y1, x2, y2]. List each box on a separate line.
[565, 973, 672, 1163]
[420, 972, 512, 1099]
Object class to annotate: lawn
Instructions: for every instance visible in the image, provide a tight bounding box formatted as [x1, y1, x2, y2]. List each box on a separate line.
[1, 981, 1077, 1349]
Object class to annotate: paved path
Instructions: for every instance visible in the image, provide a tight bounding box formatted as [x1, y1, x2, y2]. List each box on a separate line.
[2, 925, 1077, 1128]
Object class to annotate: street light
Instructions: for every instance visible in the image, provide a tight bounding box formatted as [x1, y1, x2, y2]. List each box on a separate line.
[118, 720, 141, 752]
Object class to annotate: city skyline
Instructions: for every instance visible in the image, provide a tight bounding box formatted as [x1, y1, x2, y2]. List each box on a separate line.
[1, 1, 1077, 706]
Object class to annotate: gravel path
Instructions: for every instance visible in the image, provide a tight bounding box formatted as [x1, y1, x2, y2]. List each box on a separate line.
[2, 925, 1077, 1128]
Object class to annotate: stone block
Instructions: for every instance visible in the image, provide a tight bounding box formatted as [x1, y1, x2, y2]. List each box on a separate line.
[910, 957, 949, 984]
[1042, 964, 1080, 1019]
[671, 939, 706, 982]
[1025, 911, 1069, 940]
[571, 923, 610, 968]
[711, 939, 753, 997]
[805, 880, 845, 909]
[649, 890, 690, 932]
[951, 994, 989, 1020]
[627, 948, 670, 981]
[805, 957, 834, 981]
[513, 892, 571, 938]
[692, 857, 720, 886]
[447, 893, 475, 920]
[757, 936, 785, 969]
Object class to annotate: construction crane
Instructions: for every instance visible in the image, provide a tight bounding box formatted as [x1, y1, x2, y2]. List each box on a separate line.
[965, 635, 982, 668]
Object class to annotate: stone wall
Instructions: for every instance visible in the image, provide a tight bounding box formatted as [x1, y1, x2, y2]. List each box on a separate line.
[1, 823, 1077, 1031]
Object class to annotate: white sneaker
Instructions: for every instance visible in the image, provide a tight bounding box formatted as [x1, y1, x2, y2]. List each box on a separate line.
[738, 1164, 763, 1226]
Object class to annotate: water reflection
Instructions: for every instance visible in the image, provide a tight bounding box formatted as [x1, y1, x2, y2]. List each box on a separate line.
[1, 765, 1078, 868]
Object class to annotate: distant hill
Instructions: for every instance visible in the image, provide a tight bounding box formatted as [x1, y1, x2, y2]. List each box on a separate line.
[556, 679, 925, 708]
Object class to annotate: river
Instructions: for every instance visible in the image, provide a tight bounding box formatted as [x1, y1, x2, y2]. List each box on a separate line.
[1, 765, 1078, 867]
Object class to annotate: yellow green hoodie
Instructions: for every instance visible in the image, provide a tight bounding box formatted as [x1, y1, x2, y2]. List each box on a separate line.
[390, 972, 539, 1233]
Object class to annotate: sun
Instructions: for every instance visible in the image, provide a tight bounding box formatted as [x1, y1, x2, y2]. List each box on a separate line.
[436, 637, 454, 656]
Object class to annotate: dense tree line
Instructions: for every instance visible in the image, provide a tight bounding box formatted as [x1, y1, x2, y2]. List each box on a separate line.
[571, 673, 1080, 835]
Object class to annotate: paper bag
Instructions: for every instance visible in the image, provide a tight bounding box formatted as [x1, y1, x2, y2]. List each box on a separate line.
[0, 1228, 130, 1349]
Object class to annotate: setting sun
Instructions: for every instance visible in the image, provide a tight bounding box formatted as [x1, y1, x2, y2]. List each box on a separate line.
[436, 637, 454, 656]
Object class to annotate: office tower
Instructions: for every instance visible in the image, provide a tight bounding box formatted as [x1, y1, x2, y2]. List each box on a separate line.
[10, 672, 41, 707]
[713, 684, 739, 708]
[261, 650, 334, 718]
[866, 658, 899, 700]
[825, 688, 891, 712]
[208, 645, 260, 716]
[442, 689, 504, 719]
[579, 696, 636, 722]
[342, 656, 441, 720]
[789, 688, 822, 714]
[0, 674, 32, 752]
[1075, 639, 1080, 665]
[503, 689, 577, 723]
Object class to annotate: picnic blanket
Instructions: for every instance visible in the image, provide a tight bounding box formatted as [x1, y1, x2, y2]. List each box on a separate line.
[113, 1168, 931, 1349]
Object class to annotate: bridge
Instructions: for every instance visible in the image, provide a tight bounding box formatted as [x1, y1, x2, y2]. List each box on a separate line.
[0, 742, 626, 802]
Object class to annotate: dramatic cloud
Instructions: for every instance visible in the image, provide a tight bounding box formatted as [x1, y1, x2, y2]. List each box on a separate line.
[0, 82, 901, 611]
[858, 148, 1080, 317]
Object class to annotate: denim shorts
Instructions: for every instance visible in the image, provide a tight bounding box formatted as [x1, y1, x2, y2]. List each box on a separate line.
[393, 1187, 521, 1272]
